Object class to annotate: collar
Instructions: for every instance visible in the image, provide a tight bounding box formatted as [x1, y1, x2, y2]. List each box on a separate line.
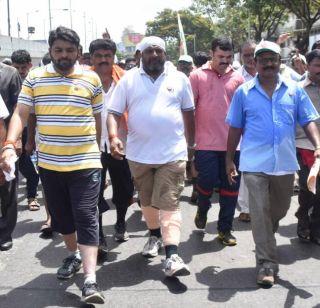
[46, 63, 83, 76]
[202, 61, 234, 76]
[248, 73, 288, 90]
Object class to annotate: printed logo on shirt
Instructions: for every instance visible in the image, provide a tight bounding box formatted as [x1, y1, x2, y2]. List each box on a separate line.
[167, 86, 174, 94]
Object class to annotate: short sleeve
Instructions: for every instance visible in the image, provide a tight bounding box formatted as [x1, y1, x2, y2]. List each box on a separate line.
[181, 75, 194, 111]
[91, 77, 103, 114]
[0, 95, 9, 119]
[226, 87, 245, 128]
[297, 87, 319, 127]
[18, 73, 34, 107]
[107, 78, 127, 116]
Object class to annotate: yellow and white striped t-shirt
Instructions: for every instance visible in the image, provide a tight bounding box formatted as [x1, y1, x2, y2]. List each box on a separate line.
[18, 63, 103, 172]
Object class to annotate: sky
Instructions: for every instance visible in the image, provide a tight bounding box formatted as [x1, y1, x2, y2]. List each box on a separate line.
[0, 0, 192, 50]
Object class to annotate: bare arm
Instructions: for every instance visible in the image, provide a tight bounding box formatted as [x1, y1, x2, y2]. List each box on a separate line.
[0, 119, 6, 146]
[183, 110, 195, 146]
[107, 112, 124, 160]
[226, 127, 242, 184]
[94, 112, 102, 149]
[1, 104, 31, 171]
[303, 121, 320, 157]
[25, 113, 37, 155]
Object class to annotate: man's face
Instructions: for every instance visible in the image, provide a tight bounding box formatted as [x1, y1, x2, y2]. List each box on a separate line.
[308, 57, 320, 84]
[90, 49, 114, 74]
[125, 60, 136, 70]
[12, 62, 32, 80]
[211, 47, 233, 74]
[241, 45, 255, 70]
[49, 39, 79, 72]
[255, 51, 280, 79]
[177, 61, 193, 76]
[141, 46, 166, 74]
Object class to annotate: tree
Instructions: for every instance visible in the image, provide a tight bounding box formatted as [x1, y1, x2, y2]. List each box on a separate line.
[145, 9, 214, 60]
[191, 0, 288, 48]
[279, 0, 320, 53]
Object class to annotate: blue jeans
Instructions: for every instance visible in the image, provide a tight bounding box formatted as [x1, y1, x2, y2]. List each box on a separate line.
[194, 150, 240, 232]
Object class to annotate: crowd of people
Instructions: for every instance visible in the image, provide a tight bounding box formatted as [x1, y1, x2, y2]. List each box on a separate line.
[0, 25, 320, 304]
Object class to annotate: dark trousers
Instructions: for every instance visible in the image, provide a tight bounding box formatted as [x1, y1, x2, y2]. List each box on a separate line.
[297, 152, 320, 237]
[195, 150, 240, 232]
[0, 167, 18, 243]
[18, 128, 39, 199]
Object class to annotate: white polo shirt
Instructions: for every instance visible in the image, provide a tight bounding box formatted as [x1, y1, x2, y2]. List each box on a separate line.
[0, 95, 9, 119]
[108, 66, 194, 164]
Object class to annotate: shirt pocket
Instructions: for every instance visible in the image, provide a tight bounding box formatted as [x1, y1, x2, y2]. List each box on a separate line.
[278, 102, 295, 125]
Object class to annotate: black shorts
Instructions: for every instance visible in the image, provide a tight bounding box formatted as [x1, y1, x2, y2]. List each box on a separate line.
[100, 152, 134, 206]
[39, 167, 100, 246]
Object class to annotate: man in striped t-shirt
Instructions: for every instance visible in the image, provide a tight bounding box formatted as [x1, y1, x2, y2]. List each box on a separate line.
[1, 27, 105, 304]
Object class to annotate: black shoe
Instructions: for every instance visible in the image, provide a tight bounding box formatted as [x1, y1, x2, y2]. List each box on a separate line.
[218, 231, 237, 246]
[114, 222, 129, 242]
[297, 217, 310, 242]
[57, 255, 82, 279]
[82, 282, 105, 304]
[310, 235, 320, 245]
[194, 207, 207, 229]
[0, 238, 13, 251]
[97, 236, 108, 262]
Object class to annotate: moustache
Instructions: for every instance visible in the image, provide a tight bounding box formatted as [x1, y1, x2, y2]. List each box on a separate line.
[99, 62, 109, 66]
[219, 62, 229, 66]
[263, 66, 275, 70]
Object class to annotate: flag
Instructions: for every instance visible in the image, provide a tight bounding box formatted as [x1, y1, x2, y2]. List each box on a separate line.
[177, 13, 188, 56]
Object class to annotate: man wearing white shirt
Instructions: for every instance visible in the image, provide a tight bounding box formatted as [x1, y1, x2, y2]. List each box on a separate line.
[107, 36, 195, 277]
[89, 39, 134, 249]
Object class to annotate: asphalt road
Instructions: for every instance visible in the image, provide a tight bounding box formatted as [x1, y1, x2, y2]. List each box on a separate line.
[0, 178, 320, 308]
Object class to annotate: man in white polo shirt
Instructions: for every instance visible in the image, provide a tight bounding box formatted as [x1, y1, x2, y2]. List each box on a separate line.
[107, 36, 195, 277]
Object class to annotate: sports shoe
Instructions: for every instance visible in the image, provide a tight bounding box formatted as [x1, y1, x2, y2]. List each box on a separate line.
[82, 282, 105, 304]
[114, 222, 129, 242]
[194, 207, 208, 229]
[57, 255, 82, 279]
[257, 267, 275, 287]
[164, 254, 190, 277]
[142, 236, 162, 258]
[218, 231, 237, 246]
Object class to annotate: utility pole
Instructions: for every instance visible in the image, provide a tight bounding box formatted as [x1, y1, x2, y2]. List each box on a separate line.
[69, 0, 73, 29]
[48, 0, 52, 31]
[7, 0, 11, 36]
[83, 12, 87, 51]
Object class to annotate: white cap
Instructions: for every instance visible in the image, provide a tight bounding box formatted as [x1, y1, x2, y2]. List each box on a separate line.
[254, 40, 281, 57]
[178, 55, 193, 63]
[139, 36, 166, 53]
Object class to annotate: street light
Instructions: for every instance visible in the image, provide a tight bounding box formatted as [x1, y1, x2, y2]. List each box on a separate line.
[26, 10, 39, 40]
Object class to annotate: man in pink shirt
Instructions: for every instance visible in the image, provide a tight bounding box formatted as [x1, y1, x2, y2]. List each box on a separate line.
[189, 37, 244, 245]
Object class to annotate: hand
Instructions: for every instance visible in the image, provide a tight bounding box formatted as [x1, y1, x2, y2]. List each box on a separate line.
[188, 148, 195, 161]
[276, 33, 290, 45]
[226, 159, 239, 185]
[314, 148, 320, 159]
[25, 139, 36, 155]
[110, 137, 124, 160]
[15, 138, 22, 157]
[1, 148, 16, 173]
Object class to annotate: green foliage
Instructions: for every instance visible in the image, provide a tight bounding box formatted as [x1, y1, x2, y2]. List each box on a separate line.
[191, 0, 288, 50]
[145, 9, 215, 60]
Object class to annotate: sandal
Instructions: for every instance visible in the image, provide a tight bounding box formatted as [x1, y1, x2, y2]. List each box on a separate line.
[40, 223, 53, 236]
[28, 198, 40, 211]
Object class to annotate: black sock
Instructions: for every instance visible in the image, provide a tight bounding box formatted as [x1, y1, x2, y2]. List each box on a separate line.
[150, 228, 161, 238]
[165, 245, 178, 258]
[115, 204, 128, 226]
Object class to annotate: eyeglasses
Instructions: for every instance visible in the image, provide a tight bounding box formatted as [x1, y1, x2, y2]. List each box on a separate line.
[257, 57, 279, 65]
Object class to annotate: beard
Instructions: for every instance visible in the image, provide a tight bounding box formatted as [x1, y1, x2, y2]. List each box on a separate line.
[52, 58, 76, 72]
[142, 58, 165, 75]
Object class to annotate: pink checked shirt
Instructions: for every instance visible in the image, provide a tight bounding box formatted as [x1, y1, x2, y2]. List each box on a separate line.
[189, 62, 244, 151]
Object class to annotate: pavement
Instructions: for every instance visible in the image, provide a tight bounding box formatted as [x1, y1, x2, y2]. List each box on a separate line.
[0, 178, 320, 308]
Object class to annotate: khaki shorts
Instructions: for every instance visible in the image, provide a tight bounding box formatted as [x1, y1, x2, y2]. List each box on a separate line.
[128, 160, 186, 211]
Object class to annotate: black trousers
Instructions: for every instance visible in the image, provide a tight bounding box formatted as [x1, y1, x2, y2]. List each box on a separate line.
[0, 167, 18, 244]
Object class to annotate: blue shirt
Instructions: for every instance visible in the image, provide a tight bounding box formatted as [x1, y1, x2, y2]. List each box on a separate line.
[226, 75, 319, 173]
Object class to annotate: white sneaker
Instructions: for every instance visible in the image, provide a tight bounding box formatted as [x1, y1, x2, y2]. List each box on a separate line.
[164, 254, 190, 277]
[142, 236, 162, 258]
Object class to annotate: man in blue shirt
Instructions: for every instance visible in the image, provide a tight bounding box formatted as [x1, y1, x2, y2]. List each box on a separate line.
[225, 40, 320, 287]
